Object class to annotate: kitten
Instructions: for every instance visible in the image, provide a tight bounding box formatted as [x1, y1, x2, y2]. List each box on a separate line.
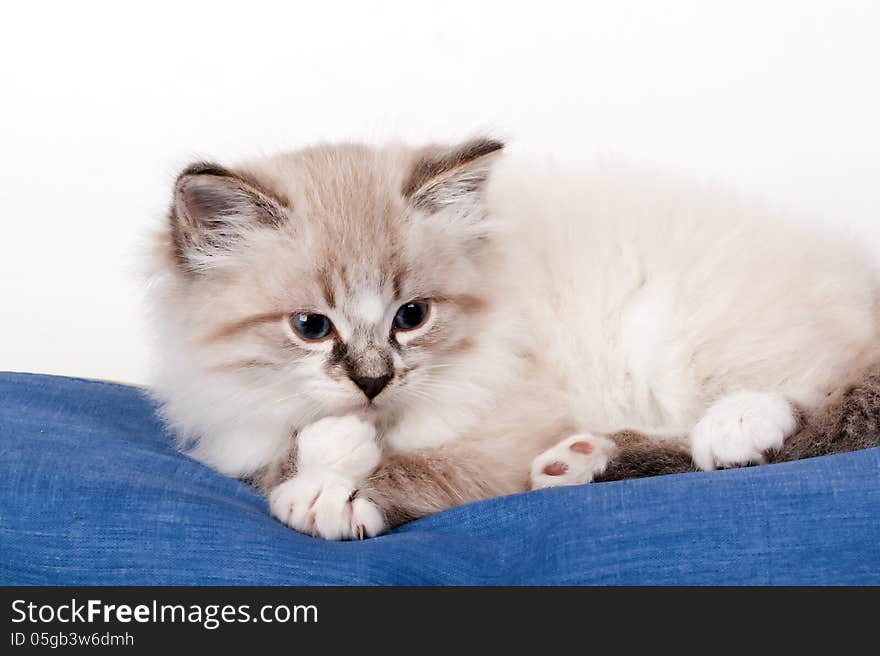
[147, 138, 880, 539]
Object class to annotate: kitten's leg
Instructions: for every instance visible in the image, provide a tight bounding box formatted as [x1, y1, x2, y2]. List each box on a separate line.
[266, 415, 385, 540]
[358, 444, 526, 528]
[529, 431, 697, 489]
[592, 431, 696, 481]
[529, 433, 619, 489]
[689, 391, 799, 471]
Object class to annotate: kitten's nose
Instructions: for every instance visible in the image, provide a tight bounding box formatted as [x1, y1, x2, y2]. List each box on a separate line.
[351, 374, 392, 400]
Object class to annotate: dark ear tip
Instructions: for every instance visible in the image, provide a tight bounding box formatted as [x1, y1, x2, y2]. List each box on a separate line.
[471, 137, 504, 158]
[455, 137, 505, 168]
[176, 161, 233, 186]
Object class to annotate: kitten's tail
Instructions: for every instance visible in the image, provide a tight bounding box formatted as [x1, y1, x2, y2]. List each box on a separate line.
[770, 361, 880, 462]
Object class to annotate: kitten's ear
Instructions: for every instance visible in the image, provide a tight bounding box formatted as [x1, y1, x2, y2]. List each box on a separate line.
[170, 162, 286, 269]
[402, 138, 504, 212]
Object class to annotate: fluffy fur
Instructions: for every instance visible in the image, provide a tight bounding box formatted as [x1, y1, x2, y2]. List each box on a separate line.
[147, 138, 880, 539]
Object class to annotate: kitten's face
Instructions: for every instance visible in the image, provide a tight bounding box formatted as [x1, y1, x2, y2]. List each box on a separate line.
[161, 140, 503, 428]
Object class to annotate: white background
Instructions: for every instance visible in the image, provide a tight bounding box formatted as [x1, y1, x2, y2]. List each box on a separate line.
[2, 0, 879, 385]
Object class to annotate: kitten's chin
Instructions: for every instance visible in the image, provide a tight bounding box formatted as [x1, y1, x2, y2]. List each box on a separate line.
[333, 397, 383, 419]
[354, 404, 381, 420]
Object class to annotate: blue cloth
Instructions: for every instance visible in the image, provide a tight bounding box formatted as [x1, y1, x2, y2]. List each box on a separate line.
[1, 371, 878, 585]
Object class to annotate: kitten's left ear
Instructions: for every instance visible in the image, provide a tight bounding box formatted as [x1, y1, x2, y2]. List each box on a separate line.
[402, 137, 504, 212]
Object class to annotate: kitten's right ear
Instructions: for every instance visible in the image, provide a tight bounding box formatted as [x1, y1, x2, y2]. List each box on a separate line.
[170, 162, 286, 271]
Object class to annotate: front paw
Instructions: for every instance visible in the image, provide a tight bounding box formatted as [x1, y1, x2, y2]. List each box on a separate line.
[269, 414, 385, 540]
[269, 473, 386, 540]
[690, 391, 797, 470]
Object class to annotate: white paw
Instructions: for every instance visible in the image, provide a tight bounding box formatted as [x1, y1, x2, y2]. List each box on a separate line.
[296, 414, 380, 480]
[269, 473, 386, 540]
[268, 414, 385, 540]
[690, 391, 796, 471]
[530, 433, 617, 490]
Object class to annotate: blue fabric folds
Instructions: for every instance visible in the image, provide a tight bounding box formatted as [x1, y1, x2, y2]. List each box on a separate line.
[1, 371, 877, 585]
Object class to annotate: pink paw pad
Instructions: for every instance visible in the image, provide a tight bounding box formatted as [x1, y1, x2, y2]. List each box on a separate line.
[542, 461, 569, 476]
[569, 440, 593, 454]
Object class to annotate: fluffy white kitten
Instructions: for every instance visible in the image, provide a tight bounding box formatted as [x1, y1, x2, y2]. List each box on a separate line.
[147, 139, 879, 539]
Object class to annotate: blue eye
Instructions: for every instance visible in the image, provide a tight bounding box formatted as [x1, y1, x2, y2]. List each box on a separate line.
[393, 301, 429, 331]
[290, 313, 333, 341]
